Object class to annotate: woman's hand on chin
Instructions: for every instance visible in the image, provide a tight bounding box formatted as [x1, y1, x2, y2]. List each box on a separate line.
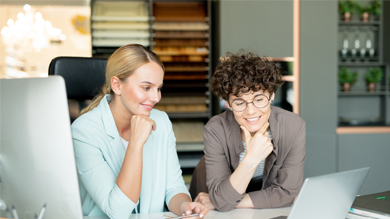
[241, 122, 273, 165]
[129, 115, 156, 148]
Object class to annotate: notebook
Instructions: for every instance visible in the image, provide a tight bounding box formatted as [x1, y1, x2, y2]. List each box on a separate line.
[0, 77, 83, 219]
[350, 191, 390, 218]
[272, 167, 370, 219]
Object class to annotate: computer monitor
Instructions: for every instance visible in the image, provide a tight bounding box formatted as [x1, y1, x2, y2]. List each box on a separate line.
[0, 77, 83, 219]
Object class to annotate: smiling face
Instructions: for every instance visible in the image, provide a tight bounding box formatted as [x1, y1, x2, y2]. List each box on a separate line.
[114, 61, 164, 117]
[228, 90, 274, 136]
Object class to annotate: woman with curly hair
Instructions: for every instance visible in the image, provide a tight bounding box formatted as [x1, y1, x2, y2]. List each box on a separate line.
[191, 50, 306, 211]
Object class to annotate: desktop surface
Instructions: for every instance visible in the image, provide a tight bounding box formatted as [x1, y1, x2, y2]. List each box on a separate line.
[83, 208, 291, 219]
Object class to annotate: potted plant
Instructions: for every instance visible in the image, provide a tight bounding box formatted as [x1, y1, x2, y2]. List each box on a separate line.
[339, 67, 358, 92]
[357, 3, 371, 22]
[339, 0, 357, 22]
[365, 67, 383, 92]
[370, 0, 382, 20]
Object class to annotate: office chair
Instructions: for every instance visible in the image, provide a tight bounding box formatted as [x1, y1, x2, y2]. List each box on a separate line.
[48, 56, 107, 122]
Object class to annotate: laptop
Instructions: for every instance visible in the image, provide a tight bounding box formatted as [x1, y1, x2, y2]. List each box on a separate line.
[273, 167, 370, 219]
[0, 77, 83, 219]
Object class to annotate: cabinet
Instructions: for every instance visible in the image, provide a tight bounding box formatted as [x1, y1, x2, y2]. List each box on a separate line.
[337, 0, 390, 127]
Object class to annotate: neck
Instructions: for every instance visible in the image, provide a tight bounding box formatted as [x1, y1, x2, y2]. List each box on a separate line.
[109, 97, 132, 141]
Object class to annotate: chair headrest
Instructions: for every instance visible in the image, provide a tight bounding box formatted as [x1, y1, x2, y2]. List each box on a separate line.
[48, 57, 107, 100]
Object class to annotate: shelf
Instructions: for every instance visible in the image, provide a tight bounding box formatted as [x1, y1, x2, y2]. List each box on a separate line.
[338, 62, 385, 67]
[164, 66, 207, 72]
[167, 112, 210, 119]
[339, 21, 380, 25]
[176, 143, 204, 152]
[164, 75, 207, 80]
[338, 91, 387, 96]
[92, 16, 150, 22]
[337, 126, 390, 134]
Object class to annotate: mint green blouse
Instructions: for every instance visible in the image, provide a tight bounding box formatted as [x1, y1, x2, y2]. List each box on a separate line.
[71, 95, 190, 219]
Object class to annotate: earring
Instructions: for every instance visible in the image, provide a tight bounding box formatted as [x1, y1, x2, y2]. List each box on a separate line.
[229, 108, 232, 111]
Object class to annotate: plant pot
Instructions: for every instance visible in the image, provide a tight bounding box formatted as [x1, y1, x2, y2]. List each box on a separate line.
[367, 82, 376, 92]
[342, 83, 351, 92]
[343, 12, 351, 22]
[362, 12, 369, 23]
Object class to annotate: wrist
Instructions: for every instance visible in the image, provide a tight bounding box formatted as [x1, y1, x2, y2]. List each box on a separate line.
[241, 155, 259, 170]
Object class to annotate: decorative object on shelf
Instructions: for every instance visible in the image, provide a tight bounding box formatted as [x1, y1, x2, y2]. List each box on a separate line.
[357, 2, 371, 23]
[341, 27, 349, 60]
[339, 0, 357, 22]
[365, 67, 383, 92]
[351, 28, 360, 60]
[338, 67, 358, 92]
[370, 0, 382, 19]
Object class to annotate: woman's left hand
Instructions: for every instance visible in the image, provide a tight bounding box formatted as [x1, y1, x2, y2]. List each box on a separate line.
[194, 192, 215, 210]
[180, 201, 209, 218]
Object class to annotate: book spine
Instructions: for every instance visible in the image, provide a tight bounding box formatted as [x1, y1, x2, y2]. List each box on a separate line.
[350, 208, 390, 219]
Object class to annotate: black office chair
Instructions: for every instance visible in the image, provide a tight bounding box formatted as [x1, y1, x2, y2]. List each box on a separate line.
[48, 56, 107, 122]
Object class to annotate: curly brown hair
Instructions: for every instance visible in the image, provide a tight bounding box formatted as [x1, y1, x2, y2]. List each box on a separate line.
[211, 50, 284, 101]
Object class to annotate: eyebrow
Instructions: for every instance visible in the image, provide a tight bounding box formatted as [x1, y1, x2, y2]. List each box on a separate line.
[140, 81, 163, 87]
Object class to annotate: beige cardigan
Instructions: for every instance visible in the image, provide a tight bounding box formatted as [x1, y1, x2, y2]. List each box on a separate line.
[203, 106, 306, 211]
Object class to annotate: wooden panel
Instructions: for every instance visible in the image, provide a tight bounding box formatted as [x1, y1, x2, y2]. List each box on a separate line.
[153, 3, 207, 22]
[337, 126, 390, 134]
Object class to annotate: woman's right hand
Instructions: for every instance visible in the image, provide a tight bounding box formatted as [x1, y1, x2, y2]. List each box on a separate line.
[241, 122, 273, 165]
[129, 115, 156, 148]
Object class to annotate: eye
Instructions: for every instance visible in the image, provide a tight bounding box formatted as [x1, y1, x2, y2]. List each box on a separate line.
[158, 87, 163, 92]
[234, 101, 245, 106]
[144, 87, 150, 91]
[255, 97, 264, 102]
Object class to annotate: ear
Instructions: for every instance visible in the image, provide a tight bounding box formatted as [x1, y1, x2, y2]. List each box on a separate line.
[270, 93, 275, 102]
[111, 76, 122, 95]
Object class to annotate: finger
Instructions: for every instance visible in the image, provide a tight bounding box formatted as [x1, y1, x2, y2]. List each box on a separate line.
[151, 120, 157, 131]
[199, 205, 209, 218]
[194, 195, 200, 203]
[181, 203, 192, 216]
[258, 122, 269, 135]
[240, 125, 251, 142]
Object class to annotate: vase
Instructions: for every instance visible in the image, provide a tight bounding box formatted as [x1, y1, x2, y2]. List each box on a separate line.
[343, 12, 351, 22]
[367, 82, 376, 92]
[362, 12, 369, 23]
[342, 83, 351, 92]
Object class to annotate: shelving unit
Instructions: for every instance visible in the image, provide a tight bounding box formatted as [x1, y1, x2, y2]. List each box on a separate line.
[151, 1, 212, 169]
[337, 0, 390, 129]
[91, 0, 152, 58]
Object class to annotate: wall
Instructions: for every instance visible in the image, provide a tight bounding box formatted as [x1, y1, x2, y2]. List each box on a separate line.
[299, 1, 338, 177]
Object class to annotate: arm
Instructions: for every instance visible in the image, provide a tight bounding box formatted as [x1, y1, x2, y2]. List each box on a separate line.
[164, 115, 208, 217]
[116, 115, 156, 203]
[247, 120, 306, 209]
[73, 129, 136, 219]
[205, 120, 272, 211]
[204, 122, 245, 212]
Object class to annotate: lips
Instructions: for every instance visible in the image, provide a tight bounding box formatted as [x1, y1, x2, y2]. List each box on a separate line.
[141, 104, 153, 110]
[244, 116, 261, 124]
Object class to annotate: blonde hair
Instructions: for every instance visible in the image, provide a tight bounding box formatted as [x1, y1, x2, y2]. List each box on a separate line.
[80, 44, 163, 116]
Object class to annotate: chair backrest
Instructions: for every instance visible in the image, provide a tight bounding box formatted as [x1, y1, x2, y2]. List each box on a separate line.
[48, 56, 107, 100]
[48, 57, 107, 122]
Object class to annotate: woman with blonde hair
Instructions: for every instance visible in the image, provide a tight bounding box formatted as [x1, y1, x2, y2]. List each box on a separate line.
[72, 44, 208, 219]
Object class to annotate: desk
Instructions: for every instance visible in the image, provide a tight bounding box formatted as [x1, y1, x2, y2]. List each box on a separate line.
[83, 208, 292, 219]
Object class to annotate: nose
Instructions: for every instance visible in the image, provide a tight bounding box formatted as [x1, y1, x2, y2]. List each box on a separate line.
[150, 89, 161, 104]
[245, 101, 256, 115]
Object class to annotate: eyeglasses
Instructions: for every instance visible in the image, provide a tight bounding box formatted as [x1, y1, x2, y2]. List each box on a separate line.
[229, 94, 271, 112]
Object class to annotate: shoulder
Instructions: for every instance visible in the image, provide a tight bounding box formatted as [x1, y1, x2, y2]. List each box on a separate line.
[271, 106, 305, 128]
[205, 110, 233, 130]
